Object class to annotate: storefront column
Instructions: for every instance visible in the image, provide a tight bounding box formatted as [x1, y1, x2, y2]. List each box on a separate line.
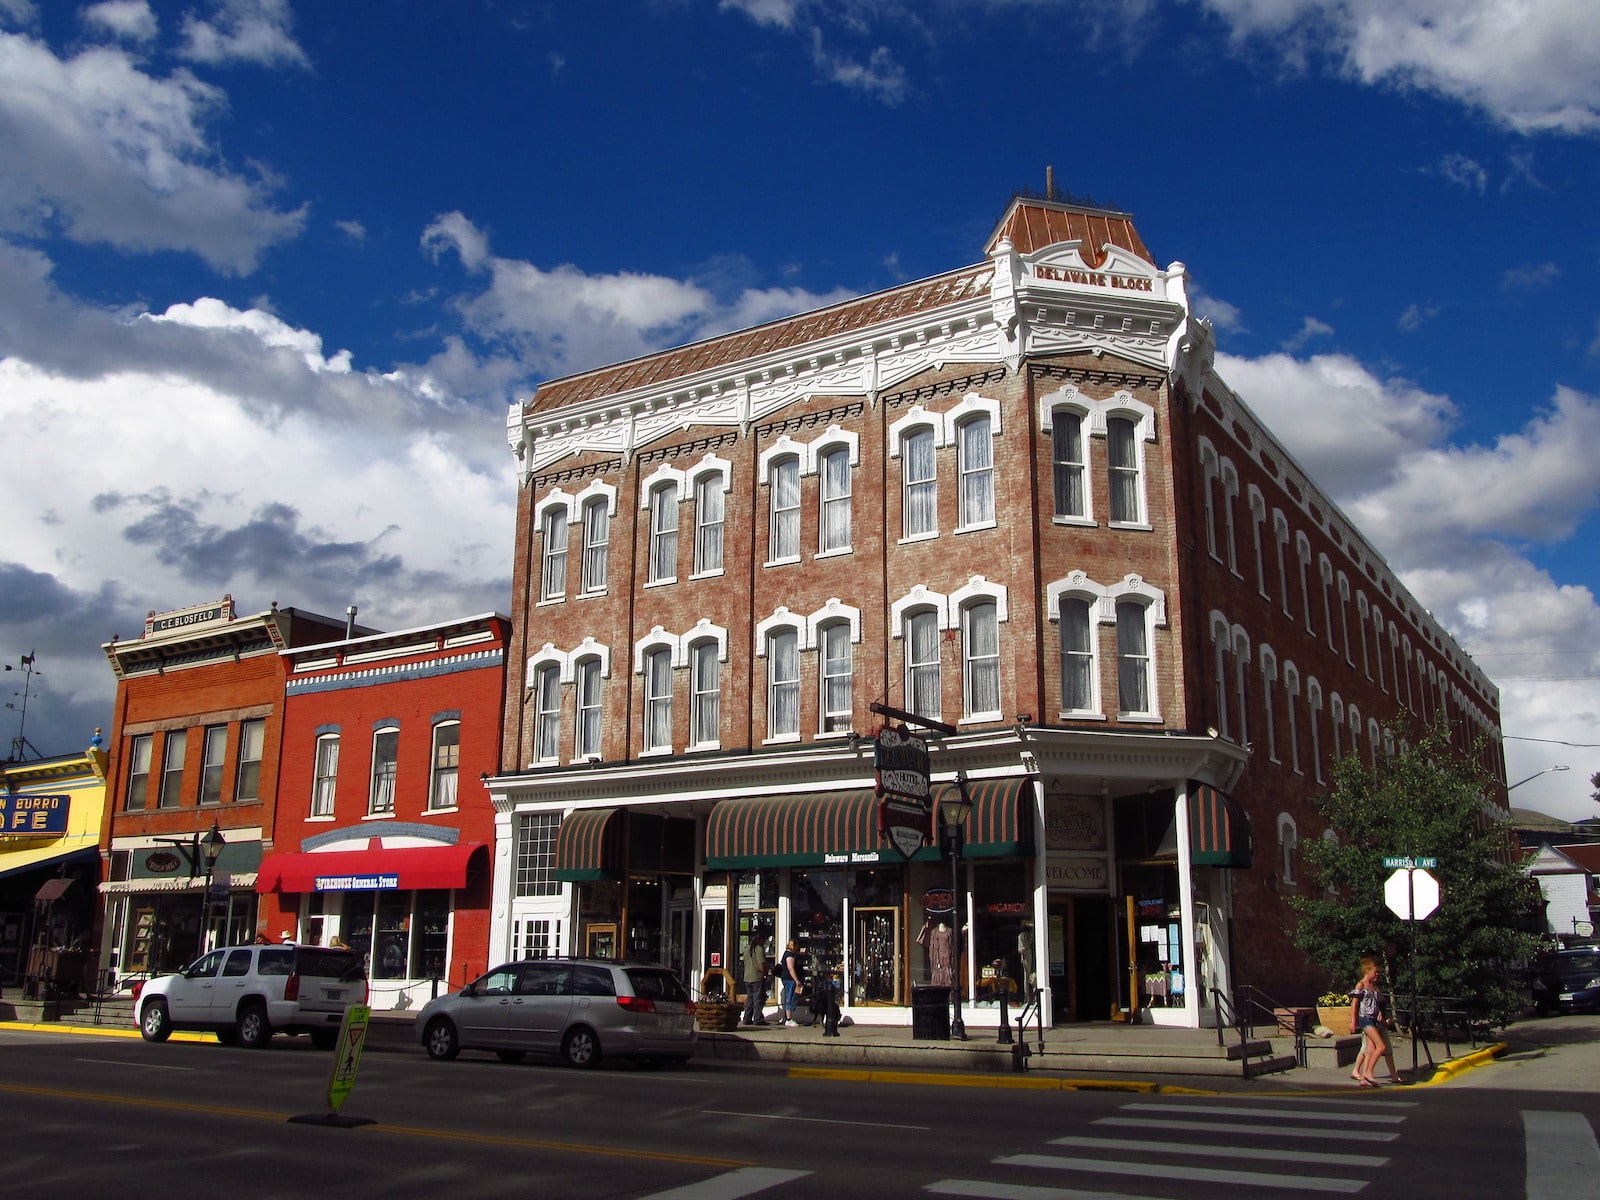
[1175, 782, 1200, 1027]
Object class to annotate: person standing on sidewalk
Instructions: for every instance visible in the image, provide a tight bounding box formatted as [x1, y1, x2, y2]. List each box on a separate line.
[778, 939, 802, 1025]
[741, 936, 769, 1026]
[1350, 956, 1402, 1086]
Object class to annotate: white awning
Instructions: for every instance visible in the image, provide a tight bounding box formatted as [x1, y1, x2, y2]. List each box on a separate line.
[98, 872, 257, 894]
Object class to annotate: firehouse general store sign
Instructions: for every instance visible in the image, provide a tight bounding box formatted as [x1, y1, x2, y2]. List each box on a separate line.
[0, 793, 69, 836]
[316, 873, 400, 891]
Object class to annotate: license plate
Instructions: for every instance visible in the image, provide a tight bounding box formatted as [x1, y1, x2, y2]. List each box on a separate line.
[324, 989, 340, 1000]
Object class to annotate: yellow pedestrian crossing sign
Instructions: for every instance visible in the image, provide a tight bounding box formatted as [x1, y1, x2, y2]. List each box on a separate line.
[325, 1004, 371, 1115]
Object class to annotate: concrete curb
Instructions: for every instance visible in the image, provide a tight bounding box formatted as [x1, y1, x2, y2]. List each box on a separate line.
[5, 1021, 212, 1044]
[1416, 1041, 1507, 1084]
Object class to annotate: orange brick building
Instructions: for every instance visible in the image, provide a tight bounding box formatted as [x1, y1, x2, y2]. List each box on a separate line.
[98, 598, 358, 982]
[487, 194, 1504, 1027]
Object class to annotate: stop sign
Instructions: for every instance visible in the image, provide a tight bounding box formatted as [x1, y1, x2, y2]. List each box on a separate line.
[1384, 867, 1440, 920]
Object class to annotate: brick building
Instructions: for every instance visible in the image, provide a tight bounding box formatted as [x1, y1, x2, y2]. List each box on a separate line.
[99, 598, 361, 983]
[256, 613, 509, 1009]
[486, 193, 1504, 1027]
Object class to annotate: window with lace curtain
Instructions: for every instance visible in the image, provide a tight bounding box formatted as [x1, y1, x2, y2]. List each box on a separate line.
[690, 640, 720, 748]
[576, 657, 603, 759]
[648, 482, 678, 583]
[961, 600, 1000, 716]
[311, 732, 338, 817]
[1107, 415, 1142, 524]
[533, 665, 561, 763]
[540, 506, 567, 600]
[957, 415, 994, 529]
[1115, 601, 1152, 716]
[581, 497, 609, 593]
[819, 445, 852, 553]
[429, 721, 459, 810]
[368, 727, 398, 815]
[1052, 410, 1086, 518]
[902, 427, 937, 538]
[905, 609, 941, 721]
[694, 473, 724, 575]
[1059, 595, 1096, 713]
[767, 628, 799, 738]
[819, 622, 853, 732]
[644, 646, 673, 752]
[769, 456, 800, 561]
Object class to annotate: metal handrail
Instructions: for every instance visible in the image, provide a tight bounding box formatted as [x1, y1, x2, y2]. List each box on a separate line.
[1211, 985, 1309, 1073]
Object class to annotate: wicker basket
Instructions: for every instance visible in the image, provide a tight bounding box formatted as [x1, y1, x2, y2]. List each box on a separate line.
[696, 1001, 743, 1032]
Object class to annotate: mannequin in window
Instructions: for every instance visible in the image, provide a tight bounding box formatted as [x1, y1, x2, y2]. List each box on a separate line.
[1018, 920, 1037, 1002]
[928, 921, 954, 988]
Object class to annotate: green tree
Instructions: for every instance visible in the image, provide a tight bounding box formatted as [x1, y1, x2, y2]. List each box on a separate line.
[1291, 724, 1541, 1026]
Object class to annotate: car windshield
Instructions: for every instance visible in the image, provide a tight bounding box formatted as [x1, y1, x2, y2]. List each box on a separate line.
[624, 968, 688, 1003]
[1557, 952, 1599, 978]
[295, 948, 367, 981]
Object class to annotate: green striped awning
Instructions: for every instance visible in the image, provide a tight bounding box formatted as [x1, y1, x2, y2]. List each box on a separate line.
[705, 779, 1034, 870]
[553, 807, 626, 881]
[1189, 784, 1252, 869]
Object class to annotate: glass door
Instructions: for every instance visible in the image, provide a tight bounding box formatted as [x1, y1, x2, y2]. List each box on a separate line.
[850, 906, 899, 1004]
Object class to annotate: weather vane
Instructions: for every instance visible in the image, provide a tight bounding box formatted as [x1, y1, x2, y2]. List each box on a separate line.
[5, 651, 42, 762]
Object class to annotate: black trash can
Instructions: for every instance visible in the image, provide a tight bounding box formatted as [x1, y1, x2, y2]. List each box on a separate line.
[912, 985, 951, 1040]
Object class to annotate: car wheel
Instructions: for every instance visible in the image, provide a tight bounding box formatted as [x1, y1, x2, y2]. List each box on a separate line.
[424, 1017, 460, 1061]
[495, 1049, 526, 1064]
[310, 1029, 338, 1051]
[561, 1026, 601, 1069]
[139, 999, 171, 1043]
[663, 1055, 692, 1068]
[215, 1028, 239, 1046]
[237, 1002, 273, 1049]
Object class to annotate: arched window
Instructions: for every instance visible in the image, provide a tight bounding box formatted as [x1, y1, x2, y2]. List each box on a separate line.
[1116, 600, 1154, 716]
[1248, 486, 1268, 598]
[539, 505, 568, 601]
[368, 725, 398, 815]
[580, 496, 610, 594]
[428, 719, 460, 810]
[311, 731, 339, 817]
[533, 664, 561, 764]
[691, 462, 728, 577]
[643, 645, 673, 753]
[1259, 646, 1279, 763]
[819, 621, 854, 733]
[575, 656, 604, 760]
[902, 425, 938, 538]
[961, 600, 1000, 718]
[904, 609, 942, 721]
[1059, 595, 1097, 714]
[1107, 415, 1143, 524]
[1283, 662, 1302, 775]
[768, 453, 801, 563]
[689, 639, 720, 748]
[818, 445, 852, 553]
[1306, 678, 1324, 784]
[647, 481, 679, 583]
[765, 627, 800, 740]
[1052, 409, 1087, 519]
[1277, 814, 1298, 886]
[956, 414, 995, 529]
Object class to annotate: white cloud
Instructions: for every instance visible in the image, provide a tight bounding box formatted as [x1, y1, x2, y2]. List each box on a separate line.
[178, 0, 309, 70]
[421, 212, 854, 378]
[0, 32, 306, 273]
[719, 0, 909, 103]
[1502, 262, 1561, 293]
[1280, 315, 1333, 352]
[1435, 152, 1487, 193]
[1396, 302, 1437, 331]
[82, 1, 157, 43]
[1221, 348, 1600, 820]
[334, 218, 366, 243]
[1202, 0, 1600, 135]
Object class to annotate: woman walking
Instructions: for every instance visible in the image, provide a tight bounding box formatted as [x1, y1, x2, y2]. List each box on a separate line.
[1349, 956, 1401, 1086]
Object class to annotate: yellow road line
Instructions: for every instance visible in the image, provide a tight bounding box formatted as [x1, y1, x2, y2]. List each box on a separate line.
[0, 1082, 751, 1168]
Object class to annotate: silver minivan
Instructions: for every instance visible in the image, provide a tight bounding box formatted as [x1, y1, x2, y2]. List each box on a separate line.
[416, 958, 697, 1068]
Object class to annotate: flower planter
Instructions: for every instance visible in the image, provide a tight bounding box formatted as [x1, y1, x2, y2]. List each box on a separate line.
[695, 1001, 743, 1032]
[1317, 1005, 1353, 1036]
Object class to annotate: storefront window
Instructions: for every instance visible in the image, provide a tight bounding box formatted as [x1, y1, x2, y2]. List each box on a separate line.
[1123, 863, 1183, 1008]
[848, 868, 900, 1004]
[734, 870, 778, 996]
[970, 863, 1032, 1012]
[790, 869, 846, 996]
[330, 889, 447, 981]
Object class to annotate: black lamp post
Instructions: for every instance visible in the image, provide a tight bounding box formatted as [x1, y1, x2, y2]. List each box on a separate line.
[199, 820, 226, 954]
[939, 780, 974, 1041]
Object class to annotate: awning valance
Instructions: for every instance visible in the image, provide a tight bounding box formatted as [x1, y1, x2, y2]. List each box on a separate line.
[1190, 784, 1251, 869]
[100, 872, 258, 894]
[553, 808, 625, 882]
[255, 843, 485, 894]
[705, 779, 1033, 870]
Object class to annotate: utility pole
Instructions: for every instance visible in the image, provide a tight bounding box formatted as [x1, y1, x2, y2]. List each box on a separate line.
[5, 652, 42, 761]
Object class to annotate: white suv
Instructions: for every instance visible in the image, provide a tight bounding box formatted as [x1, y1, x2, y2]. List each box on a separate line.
[135, 944, 367, 1049]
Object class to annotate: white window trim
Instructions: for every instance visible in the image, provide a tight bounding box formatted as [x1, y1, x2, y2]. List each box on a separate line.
[890, 585, 951, 638]
[1046, 571, 1109, 718]
[688, 455, 732, 581]
[1038, 385, 1095, 525]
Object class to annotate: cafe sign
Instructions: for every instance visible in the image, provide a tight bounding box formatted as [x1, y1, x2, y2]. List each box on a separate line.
[0, 793, 69, 836]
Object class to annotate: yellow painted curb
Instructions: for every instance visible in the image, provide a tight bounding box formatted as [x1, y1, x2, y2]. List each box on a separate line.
[4, 1021, 212, 1043]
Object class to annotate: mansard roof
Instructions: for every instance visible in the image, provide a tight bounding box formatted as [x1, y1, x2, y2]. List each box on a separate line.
[984, 195, 1151, 262]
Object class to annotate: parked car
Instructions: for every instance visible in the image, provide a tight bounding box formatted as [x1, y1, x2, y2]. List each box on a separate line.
[1547, 947, 1600, 1014]
[134, 943, 368, 1049]
[416, 958, 697, 1068]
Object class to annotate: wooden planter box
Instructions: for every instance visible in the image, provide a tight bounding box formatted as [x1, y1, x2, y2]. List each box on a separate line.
[1317, 1005, 1353, 1036]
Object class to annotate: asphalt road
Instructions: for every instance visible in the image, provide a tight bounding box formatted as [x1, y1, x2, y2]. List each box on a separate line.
[3, 1017, 1597, 1200]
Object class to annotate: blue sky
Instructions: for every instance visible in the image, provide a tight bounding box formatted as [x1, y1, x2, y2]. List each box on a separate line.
[2, 0, 1598, 819]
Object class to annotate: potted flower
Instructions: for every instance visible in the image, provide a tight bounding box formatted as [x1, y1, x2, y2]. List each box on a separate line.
[1316, 991, 1353, 1036]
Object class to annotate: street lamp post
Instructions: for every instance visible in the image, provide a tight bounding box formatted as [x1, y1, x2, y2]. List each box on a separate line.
[939, 781, 975, 1042]
[153, 820, 227, 959]
[1506, 765, 1569, 792]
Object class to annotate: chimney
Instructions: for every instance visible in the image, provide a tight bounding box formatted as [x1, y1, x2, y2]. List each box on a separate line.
[345, 606, 357, 638]
[1046, 165, 1056, 201]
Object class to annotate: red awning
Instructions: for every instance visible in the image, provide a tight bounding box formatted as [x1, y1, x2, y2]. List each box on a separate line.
[255, 842, 486, 894]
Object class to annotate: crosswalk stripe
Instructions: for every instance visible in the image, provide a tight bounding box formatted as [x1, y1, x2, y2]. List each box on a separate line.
[633, 1167, 812, 1199]
[927, 1180, 1168, 1200]
[996, 1152, 1368, 1193]
[1049, 1135, 1388, 1168]
[1523, 1111, 1600, 1200]
[1120, 1102, 1406, 1125]
[1096, 1116, 1398, 1143]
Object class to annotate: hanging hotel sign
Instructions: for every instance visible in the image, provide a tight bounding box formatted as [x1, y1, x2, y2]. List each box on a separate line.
[875, 725, 931, 860]
[0, 793, 69, 836]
